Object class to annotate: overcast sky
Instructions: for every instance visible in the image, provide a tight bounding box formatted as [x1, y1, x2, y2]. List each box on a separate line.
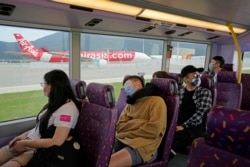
[0, 25, 56, 42]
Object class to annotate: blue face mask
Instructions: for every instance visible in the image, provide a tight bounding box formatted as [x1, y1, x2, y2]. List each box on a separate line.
[124, 80, 137, 96]
[191, 77, 201, 87]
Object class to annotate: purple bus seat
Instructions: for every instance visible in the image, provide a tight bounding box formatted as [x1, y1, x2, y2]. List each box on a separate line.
[222, 63, 234, 71]
[206, 106, 250, 158]
[70, 78, 87, 110]
[138, 78, 179, 167]
[70, 79, 87, 99]
[200, 73, 214, 90]
[187, 137, 250, 167]
[187, 106, 250, 166]
[75, 82, 118, 167]
[213, 71, 242, 109]
[240, 73, 250, 110]
[168, 72, 183, 90]
[115, 87, 127, 118]
[200, 73, 214, 103]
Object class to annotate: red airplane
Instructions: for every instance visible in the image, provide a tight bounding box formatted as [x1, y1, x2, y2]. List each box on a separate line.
[13, 33, 151, 65]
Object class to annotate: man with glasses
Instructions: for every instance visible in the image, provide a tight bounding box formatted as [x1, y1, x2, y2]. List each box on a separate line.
[170, 65, 212, 158]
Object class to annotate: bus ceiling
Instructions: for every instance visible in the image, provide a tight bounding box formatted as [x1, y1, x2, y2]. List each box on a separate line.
[0, 0, 249, 43]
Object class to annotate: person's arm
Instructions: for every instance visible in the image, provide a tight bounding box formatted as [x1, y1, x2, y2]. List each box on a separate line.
[11, 102, 79, 152]
[10, 126, 71, 153]
[116, 105, 129, 127]
[129, 99, 166, 138]
[9, 129, 31, 147]
[182, 88, 212, 128]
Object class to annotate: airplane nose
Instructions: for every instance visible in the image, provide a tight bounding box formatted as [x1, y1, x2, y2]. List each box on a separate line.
[139, 53, 151, 60]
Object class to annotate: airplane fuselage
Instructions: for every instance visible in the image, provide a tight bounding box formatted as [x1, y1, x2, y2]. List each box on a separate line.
[14, 33, 151, 64]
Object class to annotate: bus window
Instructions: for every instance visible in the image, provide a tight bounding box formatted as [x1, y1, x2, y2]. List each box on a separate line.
[80, 33, 164, 83]
[242, 51, 250, 74]
[0, 25, 69, 122]
[169, 41, 207, 73]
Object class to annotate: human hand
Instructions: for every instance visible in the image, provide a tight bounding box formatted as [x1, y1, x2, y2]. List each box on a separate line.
[10, 140, 26, 153]
[176, 125, 184, 131]
[9, 136, 21, 148]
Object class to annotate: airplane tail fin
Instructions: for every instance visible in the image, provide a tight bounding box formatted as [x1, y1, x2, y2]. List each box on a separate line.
[40, 47, 49, 52]
[13, 33, 41, 59]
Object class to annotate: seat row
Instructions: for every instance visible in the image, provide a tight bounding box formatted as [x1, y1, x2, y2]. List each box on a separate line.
[70, 79, 117, 166]
[71, 74, 250, 166]
[70, 77, 180, 166]
[165, 71, 250, 110]
[187, 105, 250, 167]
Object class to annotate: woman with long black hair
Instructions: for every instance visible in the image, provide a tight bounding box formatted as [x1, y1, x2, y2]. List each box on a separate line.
[0, 69, 79, 167]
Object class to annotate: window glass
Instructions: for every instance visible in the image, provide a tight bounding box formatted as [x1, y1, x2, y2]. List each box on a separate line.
[169, 41, 207, 73]
[242, 51, 250, 74]
[80, 33, 164, 83]
[0, 25, 69, 122]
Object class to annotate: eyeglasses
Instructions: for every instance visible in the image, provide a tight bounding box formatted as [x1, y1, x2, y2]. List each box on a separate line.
[187, 74, 201, 79]
[40, 83, 47, 87]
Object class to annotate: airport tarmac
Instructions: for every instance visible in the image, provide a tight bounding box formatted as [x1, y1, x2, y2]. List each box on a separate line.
[0, 61, 161, 94]
[0, 57, 205, 94]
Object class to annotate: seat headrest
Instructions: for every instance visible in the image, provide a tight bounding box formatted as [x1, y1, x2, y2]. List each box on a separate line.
[168, 72, 183, 85]
[206, 106, 250, 159]
[217, 71, 237, 83]
[150, 78, 178, 96]
[86, 82, 115, 108]
[222, 63, 234, 71]
[200, 74, 213, 89]
[70, 79, 86, 99]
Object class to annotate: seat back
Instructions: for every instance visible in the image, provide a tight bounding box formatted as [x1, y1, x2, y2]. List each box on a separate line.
[70, 79, 87, 110]
[200, 73, 214, 102]
[206, 106, 250, 158]
[187, 106, 250, 166]
[240, 73, 250, 110]
[187, 137, 250, 167]
[75, 82, 118, 167]
[138, 78, 179, 167]
[222, 63, 234, 71]
[167, 72, 183, 90]
[213, 71, 242, 109]
[200, 73, 214, 90]
[116, 87, 127, 118]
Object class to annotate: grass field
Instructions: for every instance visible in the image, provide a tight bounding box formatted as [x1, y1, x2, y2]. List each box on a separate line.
[1, 71, 249, 122]
[0, 82, 124, 122]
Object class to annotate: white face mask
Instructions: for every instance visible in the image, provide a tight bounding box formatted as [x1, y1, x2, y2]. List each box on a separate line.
[124, 80, 137, 96]
[209, 63, 214, 72]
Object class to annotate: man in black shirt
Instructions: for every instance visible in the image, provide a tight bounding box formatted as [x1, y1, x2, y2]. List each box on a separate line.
[171, 65, 212, 155]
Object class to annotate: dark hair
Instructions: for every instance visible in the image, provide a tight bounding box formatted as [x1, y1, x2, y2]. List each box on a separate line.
[37, 69, 78, 136]
[123, 75, 145, 87]
[180, 65, 204, 78]
[213, 56, 225, 67]
[152, 71, 168, 78]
